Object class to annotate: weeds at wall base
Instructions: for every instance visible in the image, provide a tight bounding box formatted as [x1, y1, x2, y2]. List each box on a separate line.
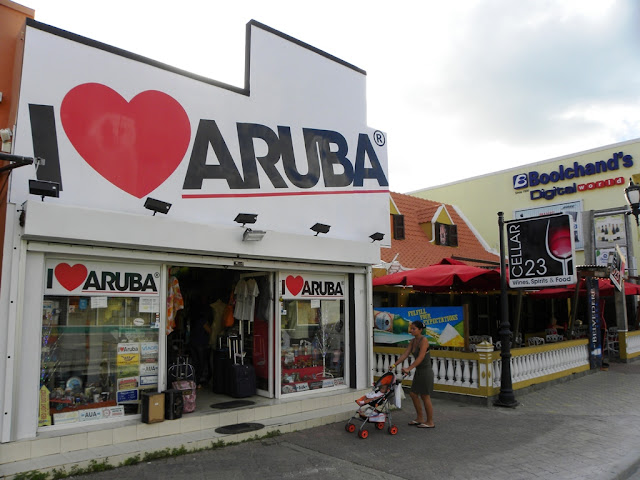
[10, 430, 281, 480]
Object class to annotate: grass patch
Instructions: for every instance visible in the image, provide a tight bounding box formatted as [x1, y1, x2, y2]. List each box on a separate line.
[10, 429, 282, 479]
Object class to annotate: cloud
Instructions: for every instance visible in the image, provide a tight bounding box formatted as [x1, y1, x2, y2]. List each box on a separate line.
[428, 0, 640, 146]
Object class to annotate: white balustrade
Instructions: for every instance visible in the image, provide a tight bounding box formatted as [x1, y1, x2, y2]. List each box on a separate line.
[626, 333, 640, 355]
[373, 342, 588, 395]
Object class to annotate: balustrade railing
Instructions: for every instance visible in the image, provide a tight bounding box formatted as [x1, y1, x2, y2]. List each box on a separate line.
[374, 339, 589, 399]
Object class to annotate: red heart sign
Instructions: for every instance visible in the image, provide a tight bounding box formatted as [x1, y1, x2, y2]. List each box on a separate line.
[61, 83, 191, 198]
[54, 263, 88, 291]
[286, 275, 304, 296]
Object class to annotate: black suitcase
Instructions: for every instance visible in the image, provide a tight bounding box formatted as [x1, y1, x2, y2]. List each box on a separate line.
[164, 389, 184, 420]
[228, 363, 256, 398]
[212, 348, 229, 394]
[227, 336, 256, 398]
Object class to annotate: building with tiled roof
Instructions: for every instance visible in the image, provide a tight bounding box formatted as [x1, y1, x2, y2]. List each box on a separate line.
[379, 192, 499, 272]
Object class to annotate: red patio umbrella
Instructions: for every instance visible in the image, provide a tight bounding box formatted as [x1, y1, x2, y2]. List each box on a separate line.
[530, 278, 640, 299]
[373, 258, 501, 292]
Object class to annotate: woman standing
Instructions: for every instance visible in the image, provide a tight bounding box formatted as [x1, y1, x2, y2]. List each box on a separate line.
[391, 320, 435, 428]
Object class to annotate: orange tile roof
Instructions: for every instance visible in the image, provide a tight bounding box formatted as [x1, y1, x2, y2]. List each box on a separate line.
[381, 192, 499, 269]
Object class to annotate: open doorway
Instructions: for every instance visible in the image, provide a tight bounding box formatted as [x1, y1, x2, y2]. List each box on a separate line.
[166, 266, 274, 402]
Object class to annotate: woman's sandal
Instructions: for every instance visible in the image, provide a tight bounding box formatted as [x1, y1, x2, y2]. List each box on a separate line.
[408, 420, 421, 426]
[417, 423, 435, 428]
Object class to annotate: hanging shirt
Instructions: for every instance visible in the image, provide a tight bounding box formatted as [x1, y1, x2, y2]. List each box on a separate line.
[233, 279, 248, 320]
[234, 278, 260, 321]
[166, 275, 184, 335]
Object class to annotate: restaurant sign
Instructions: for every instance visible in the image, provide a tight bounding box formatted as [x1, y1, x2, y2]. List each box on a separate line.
[507, 214, 576, 288]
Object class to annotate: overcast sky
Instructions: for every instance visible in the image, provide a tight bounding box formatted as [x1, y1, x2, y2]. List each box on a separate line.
[20, 0, 640, 193]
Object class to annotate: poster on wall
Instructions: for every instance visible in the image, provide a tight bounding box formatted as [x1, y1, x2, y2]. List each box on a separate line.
[594, 214, 627, 249]
[373, 306, 464, 347]
[514, 200, 584, 250]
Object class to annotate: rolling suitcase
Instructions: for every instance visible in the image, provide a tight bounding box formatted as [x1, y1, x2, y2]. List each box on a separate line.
[227, 337, 256, 398]
[168, 356, 196, 413]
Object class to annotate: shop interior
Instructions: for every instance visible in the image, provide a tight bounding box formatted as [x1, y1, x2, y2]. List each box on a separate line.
[166, 266, 273, 403]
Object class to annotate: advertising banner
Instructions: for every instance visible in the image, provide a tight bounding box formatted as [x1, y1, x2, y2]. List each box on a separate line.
[507, 213, 576, 288]
[373, 306, 464, 347]
[586, 277, 602, 369]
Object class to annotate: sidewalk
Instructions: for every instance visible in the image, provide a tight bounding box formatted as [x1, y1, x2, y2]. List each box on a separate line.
[14, 361, 640, 479]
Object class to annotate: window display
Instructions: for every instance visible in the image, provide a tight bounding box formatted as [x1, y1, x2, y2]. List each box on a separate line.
[280, 273, 346, 394]
[39, 260, 161, 426]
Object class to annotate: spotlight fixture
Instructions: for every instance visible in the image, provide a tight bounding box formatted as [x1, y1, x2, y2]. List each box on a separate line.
[235, 213, 258, 227]
[29, 179, 60, 201]
[370, 232, 385, 242]
[243, 228, 267, 242]
[310, 223, 331, 236]
[144, 197, 172, 215]
[624, 178, 640, 226]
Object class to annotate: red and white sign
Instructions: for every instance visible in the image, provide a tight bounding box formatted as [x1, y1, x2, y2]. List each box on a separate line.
[45, 260, 160, 296]
[280, 273, 345, 299]
[11, 21, 390, 245]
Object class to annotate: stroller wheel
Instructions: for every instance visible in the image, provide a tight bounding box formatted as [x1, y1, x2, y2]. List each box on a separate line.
[358, 429, 369, 439]
[376, 422, 385, 430]
[388, 425, 398, 435]
[345, 423, 356, 433]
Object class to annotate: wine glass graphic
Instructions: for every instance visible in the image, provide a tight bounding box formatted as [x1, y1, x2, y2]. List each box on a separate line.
[546, 220, 572, 276]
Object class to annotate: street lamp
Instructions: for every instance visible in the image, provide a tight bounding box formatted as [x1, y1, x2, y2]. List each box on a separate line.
[624, 178, 640, 226]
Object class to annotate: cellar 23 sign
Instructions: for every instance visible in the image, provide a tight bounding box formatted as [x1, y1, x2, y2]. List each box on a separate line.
[507, 214, 577, 288]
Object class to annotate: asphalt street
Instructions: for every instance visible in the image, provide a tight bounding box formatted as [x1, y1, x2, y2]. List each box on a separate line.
[71, 361, 640, 480]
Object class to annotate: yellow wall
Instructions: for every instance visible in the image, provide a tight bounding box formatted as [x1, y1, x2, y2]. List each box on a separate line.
[412, 138, 640, 270]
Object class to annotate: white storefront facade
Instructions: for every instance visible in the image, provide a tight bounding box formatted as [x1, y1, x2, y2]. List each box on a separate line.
[0, 19, 389, 443]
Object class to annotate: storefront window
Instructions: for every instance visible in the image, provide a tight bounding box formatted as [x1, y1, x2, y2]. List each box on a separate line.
[280, 273, 345, 394]
[39, 261, 161, 426]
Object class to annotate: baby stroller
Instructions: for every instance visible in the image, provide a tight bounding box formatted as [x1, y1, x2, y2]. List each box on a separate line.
[345, 371, 402, 439]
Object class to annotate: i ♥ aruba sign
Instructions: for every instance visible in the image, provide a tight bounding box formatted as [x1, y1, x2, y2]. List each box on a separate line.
[280, 273, 345, 299]
[45, 260, 160, 296]
[11, 20, 390, 245]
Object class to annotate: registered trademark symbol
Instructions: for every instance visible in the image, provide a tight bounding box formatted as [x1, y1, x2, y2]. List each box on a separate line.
[373, 130, 385, 147]
[154, 272, 160, 278]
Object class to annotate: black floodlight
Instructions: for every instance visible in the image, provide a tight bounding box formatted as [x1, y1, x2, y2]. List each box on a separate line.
[235, 213, 258, 227]
[311, 223, 331, 236]
[370, 232, 385, 242]
[243, 228, 267, 241]
[625, 178, 640, 226]
[144, 197, 172, 216]
[29, 179, 60, 201]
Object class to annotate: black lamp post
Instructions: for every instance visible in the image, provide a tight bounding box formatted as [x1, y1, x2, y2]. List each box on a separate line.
[624, 178, 640, 226]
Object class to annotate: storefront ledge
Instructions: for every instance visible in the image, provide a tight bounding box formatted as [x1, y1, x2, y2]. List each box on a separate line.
[0, 401, 356, 479]
[29, 436, 60, 459]
[0, 390, 362, 473]
[87, 429, 114, 449]
[0, 441, 31, 465]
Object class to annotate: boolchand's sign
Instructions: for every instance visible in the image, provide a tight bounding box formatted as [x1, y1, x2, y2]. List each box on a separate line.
[512, 151, 633, 202]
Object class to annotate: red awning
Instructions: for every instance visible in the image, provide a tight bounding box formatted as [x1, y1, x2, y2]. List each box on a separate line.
[373, 258, 501, 292]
